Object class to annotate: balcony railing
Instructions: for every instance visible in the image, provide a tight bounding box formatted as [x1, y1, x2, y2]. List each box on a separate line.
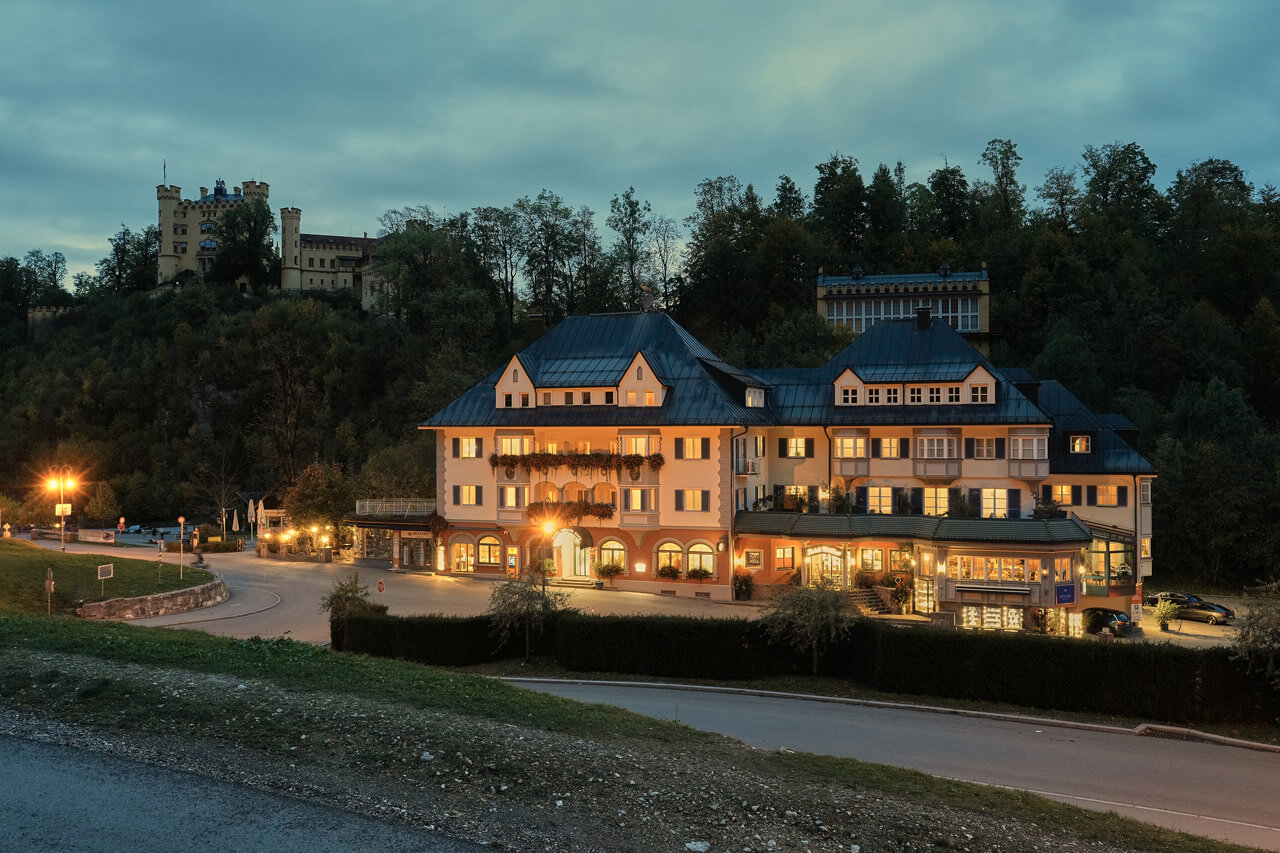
[734, 459, 760, 476]
[836, 458, 869, 478]
[913, 459, 961, 481]
[355, 499, 437, 516]
[1008, 459, 1050, 480]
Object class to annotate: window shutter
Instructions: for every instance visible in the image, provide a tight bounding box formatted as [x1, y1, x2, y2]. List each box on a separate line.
[476, 438, 483, 457]
[675, 490, 684, 511]
[1071, 485, 1083, 506]
[674, 440, 684, 460]
[807, 485, 819, 512]
[1118, 486, 1128, 506]
[773, 485, 784, 505]
[778, 438, 787, 458]
[891, 487, 903, 514]
[1041, 485, 1051, 503]
[910, 487, 924, 514]
[702, 489, 711, 511]
[805, 438, 815, 458]
[1008, 489, 1022, 519]
[964, 438, 975, 459]
[701, 437, 711, 459]
[641, 490, 649, 512]
[498, 489, 506, 508]
[948, 487, 962, 514]
[994, 438, 1006, 459]
[968, 488, 982, 516]
[476, 486, 482, 506]
[871, 438, 882, 458]
[899, 438, 910, 458]
[516, 488, 525, 508]
[855, 486, 867, 514]
[452, 485, 460, 505]
[1086, 486, 1097, 506]
[452, 437, 460, 458]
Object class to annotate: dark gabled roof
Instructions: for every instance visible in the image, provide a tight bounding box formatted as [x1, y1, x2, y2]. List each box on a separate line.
[1035, 381, 1155, 475]
[751, 318, 1048, 427]
[733, 511, 1093, 545]
[423, 312, 773, 428]
[818, 269, 988, 288]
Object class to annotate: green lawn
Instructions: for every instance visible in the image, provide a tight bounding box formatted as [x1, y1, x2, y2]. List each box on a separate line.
[0, 539, 214, 613]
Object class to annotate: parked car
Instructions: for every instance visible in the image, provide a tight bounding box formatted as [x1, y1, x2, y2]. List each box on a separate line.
[1141, 591, 1234, 625]
[1082, 607, 1133, 636]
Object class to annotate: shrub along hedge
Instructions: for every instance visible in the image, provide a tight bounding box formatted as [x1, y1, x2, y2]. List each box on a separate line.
[336, 612, 1279, 725]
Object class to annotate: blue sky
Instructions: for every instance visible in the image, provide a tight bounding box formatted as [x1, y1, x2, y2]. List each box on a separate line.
[3, 0, 1278, 279]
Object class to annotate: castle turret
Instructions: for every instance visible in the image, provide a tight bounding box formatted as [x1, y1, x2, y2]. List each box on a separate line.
[156, 185, 182, 284]
[280, 207, 302, 291]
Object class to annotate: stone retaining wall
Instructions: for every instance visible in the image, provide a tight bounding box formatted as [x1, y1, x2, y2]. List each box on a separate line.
[77, 576, 229, 620]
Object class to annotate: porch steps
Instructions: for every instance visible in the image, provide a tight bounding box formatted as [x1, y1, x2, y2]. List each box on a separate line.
[848, 588, 892, 617]
[548, 576, 598, 589]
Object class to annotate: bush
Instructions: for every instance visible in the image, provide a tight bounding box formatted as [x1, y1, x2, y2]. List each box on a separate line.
[655, 565, 680, 580]
[594, 562, 624, 579]
[686, 567, 712, 580]
[732, 571, 754, 600]
[199, 538, 243, 553]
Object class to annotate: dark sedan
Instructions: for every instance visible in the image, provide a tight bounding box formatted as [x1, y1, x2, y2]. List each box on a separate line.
[1083, 607, 1133, 636]
[1142, 591, 1235, 625]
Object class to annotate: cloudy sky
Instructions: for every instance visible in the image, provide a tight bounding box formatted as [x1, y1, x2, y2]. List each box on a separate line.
[3, 0, 1278, 280]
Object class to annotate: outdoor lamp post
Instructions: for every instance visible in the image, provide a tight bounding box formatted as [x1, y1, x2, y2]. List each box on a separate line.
[46, 466, 76, 552]
[540, 520, 555, 599]
[178, 515, 185, 580]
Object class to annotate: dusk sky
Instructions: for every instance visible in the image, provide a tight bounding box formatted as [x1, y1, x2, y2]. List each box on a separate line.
[3, 0, 1278, 280]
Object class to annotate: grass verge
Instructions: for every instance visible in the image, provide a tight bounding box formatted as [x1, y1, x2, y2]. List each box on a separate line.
[0, 539, 214, 612]
[0, 609, 1262, 853]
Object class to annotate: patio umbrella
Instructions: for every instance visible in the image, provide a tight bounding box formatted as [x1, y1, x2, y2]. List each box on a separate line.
[232, 509, 240, 532]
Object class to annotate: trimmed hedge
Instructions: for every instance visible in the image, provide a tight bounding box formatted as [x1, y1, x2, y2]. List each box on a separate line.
[336, 612, 1280, 725]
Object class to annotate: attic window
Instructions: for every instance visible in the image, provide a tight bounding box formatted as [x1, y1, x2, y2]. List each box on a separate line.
[745, 388, 764, 407]
[1070, 435, 1092, 454]
[840, 387, 858, 405]
[636, 366, 644, 380]
[512, 369, 519, 382]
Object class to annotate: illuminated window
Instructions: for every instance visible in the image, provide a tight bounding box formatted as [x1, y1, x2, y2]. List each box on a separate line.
[775, 547, 794, 571]
[626, 390, 637, 405]
[1095, 485, 1119, 506]
[1052, 485, 1073, 505]
[1054, 557, 1072, 582]
[645, 390, 656, 406]
[785, 438, 807, 458]
[980, 488, 1007, 517]
[497, 436, 531, 454]
[676, 489, 710, 511]
[478, 536, 502, 565]
[458, 437, 480, 458]
[623, 435, 652, 455]
[687, 543, 713, 573]
[456, 485, 480, 506]
[867, 487, 893, 514]
[499, 486, 524, 507]
[834, 436, 865, 458]
[657, 542, 682, 571]
[923, 487, 948, 515]
[1141, 537, 1152, 559]
[600, 540, 625, 567]
[1070, 435, 1092, 453]
[1010, 437, 1046, 459]
[917, 437, 955, 459]
[859, 548, 883, 573]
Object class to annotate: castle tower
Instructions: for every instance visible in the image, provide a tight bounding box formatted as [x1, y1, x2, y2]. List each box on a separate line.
[156, 185, 182, 284]
[241, 180, 269, 203]
[280, 207, 302, 291]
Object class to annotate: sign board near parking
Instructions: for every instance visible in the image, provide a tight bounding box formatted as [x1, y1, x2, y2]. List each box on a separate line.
[1055, 583, 1076, 606]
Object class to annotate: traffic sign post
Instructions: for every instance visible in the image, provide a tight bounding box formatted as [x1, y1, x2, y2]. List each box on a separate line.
[377, 578, 385, 604]
[45, 568, 53, 614]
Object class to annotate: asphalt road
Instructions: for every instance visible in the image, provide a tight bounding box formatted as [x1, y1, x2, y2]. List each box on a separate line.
[515, 680, 1280, 851]
[0, 735, 482, 852]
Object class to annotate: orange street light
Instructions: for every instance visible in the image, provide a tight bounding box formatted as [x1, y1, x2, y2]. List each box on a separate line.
[46, 466, 77, 552]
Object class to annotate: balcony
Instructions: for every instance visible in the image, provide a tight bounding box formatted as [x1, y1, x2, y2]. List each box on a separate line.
[1008, 459, 1050, 480]
[913, 459, 961, 481]
[619, 509, 659, 528]
[734, 459, 760, 477]
[1082, 567, 1137, 599]
[496, 507, 526, 524]
[354, 499, 437, 516]
[836, 458, 869, 478]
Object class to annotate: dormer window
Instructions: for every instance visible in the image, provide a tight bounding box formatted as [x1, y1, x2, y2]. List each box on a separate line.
[947, 387, 961, 403]
[841, 387, 858, 405]
[909, 388, 922, 404]
[867, 388, 881, 404]
[1070, 435, 1092, 454]
[929, 387, 941, 403]
[970, 385, 990, 404]
[885, 388, 899, 404]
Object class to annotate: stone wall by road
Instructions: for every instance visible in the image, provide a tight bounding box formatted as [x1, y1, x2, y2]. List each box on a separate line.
[77, 576, 228, 620]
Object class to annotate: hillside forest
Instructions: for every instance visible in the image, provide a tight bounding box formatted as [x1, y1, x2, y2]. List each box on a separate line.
[2, 139, 1279, 587]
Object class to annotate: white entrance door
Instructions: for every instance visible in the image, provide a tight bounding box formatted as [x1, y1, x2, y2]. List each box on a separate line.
[552, 529, 591, 577]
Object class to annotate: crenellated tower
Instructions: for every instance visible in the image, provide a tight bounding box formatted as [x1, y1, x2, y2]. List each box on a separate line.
[156, 184, 182, 284]
[280, 207, 302, 291]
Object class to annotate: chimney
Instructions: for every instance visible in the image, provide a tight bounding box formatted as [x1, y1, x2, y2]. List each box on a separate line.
[200, 187, 208, 198]
[915, 306, 932, 330]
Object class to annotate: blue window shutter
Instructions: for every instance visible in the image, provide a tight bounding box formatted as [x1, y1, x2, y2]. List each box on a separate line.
[477, 438, 483, 457]
[805, 438, 815, 458]
[807, 485, 819, 512]
[911, 487, 924, 514]
[701, 437, 711, 459]
[1071, 485, 1082, 506]
[1086, 486, 1097, 506]
[968, 488, 982, 516]
[498, 489, 505, 508]
[891, 487, 903, 513]
[1041, 485, 1051, 503]
[995, 438, 1005, 459]
[674, 440, 684, 460]
[476, 486, 482, 506]
[675, 490, 684, 511]
[778, 438, 787, 458]
[899, 438, 910, 458]
[855, 486, 867, 513]
[452, 437, 460, 458]
[964, 438, 975, 459]
[871, 438, 882, 458]
[452, 485, 460, 505]
[702, 489, 710, 511]
[773, 485, 784, 505]
[1008, 489, 1021, 518]
[949, 488, 962, 514]
[1118, 486, 1128, 506]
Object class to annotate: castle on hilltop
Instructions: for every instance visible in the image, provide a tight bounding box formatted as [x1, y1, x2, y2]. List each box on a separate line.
[155, 178, 377, 301]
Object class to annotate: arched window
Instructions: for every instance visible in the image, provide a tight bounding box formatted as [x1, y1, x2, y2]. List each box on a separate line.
[636, 366, 644, 380]
[512, 369, 519, 382]
[687, 543, 714, 573]
[599, 540, 625, 568]
[657, 542, 682, 570]
[806, 546, 844, 587]
[478, 536, 501, 565]
[451, 541, 475, 573]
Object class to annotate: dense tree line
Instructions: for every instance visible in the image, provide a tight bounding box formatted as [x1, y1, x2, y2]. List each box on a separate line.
[2, 138, 1279, 585]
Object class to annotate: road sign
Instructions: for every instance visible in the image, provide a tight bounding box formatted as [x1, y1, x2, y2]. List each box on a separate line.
[97, 564, 114, 580]
[118, 517, 126, 532]
[56, 503, 71, 517]
[376, 580, 385, 593]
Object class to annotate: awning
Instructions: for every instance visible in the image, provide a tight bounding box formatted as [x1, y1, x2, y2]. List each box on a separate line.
[955, 584, 1032, 595]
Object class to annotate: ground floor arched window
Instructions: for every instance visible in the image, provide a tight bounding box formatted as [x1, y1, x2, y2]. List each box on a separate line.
[687, 543, 714, 574]
[478, 536, 502, 566]
[599, 539, 625, 568]
[657, 542, 683, 573]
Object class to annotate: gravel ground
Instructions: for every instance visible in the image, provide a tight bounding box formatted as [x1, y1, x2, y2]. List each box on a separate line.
[0, 649, 1185, 853]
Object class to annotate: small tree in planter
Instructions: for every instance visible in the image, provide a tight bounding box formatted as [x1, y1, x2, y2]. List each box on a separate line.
[655, 564, 681, 580]
[1153, 598, 1182, 631]
[890, 576, 913, 613]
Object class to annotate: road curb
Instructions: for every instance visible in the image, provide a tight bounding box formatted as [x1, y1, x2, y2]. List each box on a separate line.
[503, 677, 1280, 753]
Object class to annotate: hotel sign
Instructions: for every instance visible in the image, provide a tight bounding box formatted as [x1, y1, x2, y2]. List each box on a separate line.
[1055, 583, 1076, 605]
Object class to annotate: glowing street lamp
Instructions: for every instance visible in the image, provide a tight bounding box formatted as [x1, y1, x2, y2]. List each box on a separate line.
[46, 466, 76, 552]
[178, 515, 186, 580]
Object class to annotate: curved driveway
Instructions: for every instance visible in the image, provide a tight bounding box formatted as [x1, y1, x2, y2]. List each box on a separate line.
[514, 680, 1280, 851]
